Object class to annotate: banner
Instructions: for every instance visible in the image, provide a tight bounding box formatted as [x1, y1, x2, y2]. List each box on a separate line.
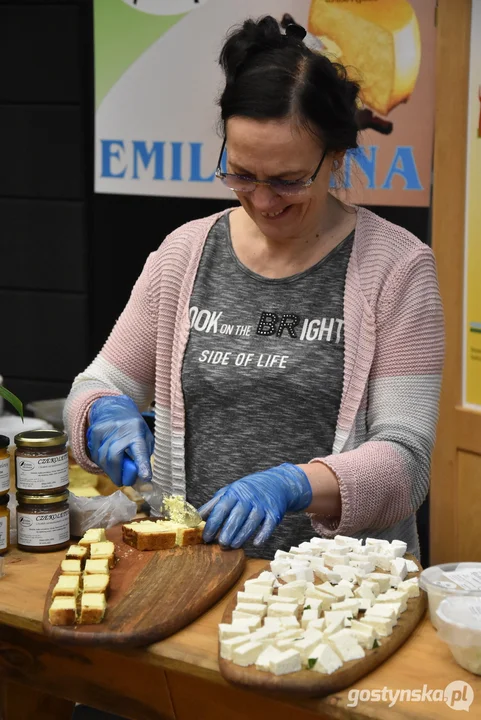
[463, 0, 481, 409]
[94, 0, 436, 205]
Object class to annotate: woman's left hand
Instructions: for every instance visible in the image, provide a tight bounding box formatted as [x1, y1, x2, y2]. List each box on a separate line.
[198, 463, 312, 548]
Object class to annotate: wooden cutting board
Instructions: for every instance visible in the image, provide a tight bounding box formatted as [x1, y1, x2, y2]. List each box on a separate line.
[219, 554, 426, 698]
[42, 524, 245, 647]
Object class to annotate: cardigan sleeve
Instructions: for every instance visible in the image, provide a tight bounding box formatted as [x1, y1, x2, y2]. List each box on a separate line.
[309, 246, 445, 537]
[63, 253, 158, 472]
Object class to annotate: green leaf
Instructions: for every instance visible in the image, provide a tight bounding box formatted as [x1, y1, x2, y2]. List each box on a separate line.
[373, 639, 380, 649]
[0, 386, 23, 420]
[308, 658, 317, 669]
[304, 605, 311, 610]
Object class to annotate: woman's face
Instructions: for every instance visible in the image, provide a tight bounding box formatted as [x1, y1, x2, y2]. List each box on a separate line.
[225, 116, 337, 242]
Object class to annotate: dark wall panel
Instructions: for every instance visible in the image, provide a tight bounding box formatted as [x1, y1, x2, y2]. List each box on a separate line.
[0, 290, 88, 381]
[2, 378, 72, 407]
[0, 199, 86, 291]
[0, 106, 84, 199]
[0, 5, 81, 103]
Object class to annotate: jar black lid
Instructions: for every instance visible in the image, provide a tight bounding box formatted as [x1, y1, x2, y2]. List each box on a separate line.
[0, 435, 10, 449]
[0, 494, 9, 506]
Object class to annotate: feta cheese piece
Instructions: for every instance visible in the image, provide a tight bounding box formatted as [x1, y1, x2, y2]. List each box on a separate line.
[308, 643, 343, 673]
[350, 559, 376, 574]
[376, 589, 408, 612]
[293, 567, 315, 583]
[256, 571, 276, 586]
[354, 580, 379, 601]
[405, 559, 419, 574]
[301, 609, 319, 628]
[303, 598, 323, 615]
[279, 571, 298, 584]
[350, 619, 379, 649]
[305, 588, 333, 609]
[325, 610, 353, 627]
[309, 537, 335, 550]
[324, 616, 346, 636]
[307, 617, 326, 632]
[250, 627, 279, 642]
[338, 580, 354, 598]
[270, 560, 290, 577]
[370, 554, 392, 572]
[324, 552, 349, 568]
[218, 622, 253, 640]
[360, 615, 394, 637]
[357, 598, 372, 612]
[267, 602, 298, 618]
[327, 629, 365, 661]
[289, 546, 304, 555]
[389, 575, 402, 588]
[367, 573, 391, 593]
[237, 591, 269, 605]
[317, 582, 346, 599]
[276, 629, 304, 641]
[294, 630, 325, 662]
[332, 565, 357, 583]
[308, 557, 325, 571]
[298, 541, 315, 555]
[391, 558, 407, 580]
[232, 640, 265, 667]
[398, 578, 420, 598]
[235, 602, 267, 618]
[221, 635, 255, 660]
[255, 645, 283, 672]
[365, 603, 398, 622]
[231, 612, 262, 628]
[365, 538, 391, 549]
[278, 581, 306, 600]
[334, 535, 363, 550]
[270, 649, 302, 676]
[274, 549, 294, 560]
[263, 617, 283, 632]
[331, 599, 361, 617]
[266, 595, 302, 606]
[390, 540, 408, 558]
[289, 559, 311, 570]
[279, 616, 300, 629]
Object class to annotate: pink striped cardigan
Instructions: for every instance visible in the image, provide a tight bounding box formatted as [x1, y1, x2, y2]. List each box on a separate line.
[64, 207, 444, 558]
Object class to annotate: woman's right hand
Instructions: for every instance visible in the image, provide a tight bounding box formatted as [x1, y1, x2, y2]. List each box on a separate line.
[86, 395, 154, 486]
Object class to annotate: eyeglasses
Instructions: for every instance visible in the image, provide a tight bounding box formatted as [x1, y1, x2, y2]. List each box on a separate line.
[215, 138, 327, 197]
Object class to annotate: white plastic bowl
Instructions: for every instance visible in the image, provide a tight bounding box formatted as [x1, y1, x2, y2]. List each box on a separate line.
[419, 563, 481, 628]
[436, 596, 481, 675]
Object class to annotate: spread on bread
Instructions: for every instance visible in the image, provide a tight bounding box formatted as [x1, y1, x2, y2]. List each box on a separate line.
[219, 535, 420, 675]
[122, 519, 205, 551]
[48, 528, 115, 626]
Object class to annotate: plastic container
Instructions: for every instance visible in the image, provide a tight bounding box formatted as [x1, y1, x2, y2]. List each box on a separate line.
[420, 563, 481, 628]
[436, 596, 481, 675]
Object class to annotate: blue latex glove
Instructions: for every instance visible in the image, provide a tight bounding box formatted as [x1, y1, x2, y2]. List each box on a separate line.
[198, 463, 312, 548]
[87, 395, 154, 487]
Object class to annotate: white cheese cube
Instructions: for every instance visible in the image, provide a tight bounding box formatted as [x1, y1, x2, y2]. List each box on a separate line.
[278, 581, 306, 599]
[338, 580, 354, 598]
[391, 540, 408, 558]
[360, 616, 394, 636]
[266, 595, 302, 606]
[303, 598, 323, 615]
[389, 575, 402, 588]
[357, 598, 372, 612]
[270, 649, 302, 675]
[263, 617, 283, 631]
[307, 617, 326, 632]
[376, 589, 408, 611]
[293, 567, 315, 583]
[298, 541, 315, 554]
[276, 629, 304, 641]
[366, 573, 391, 593]
[255, 646, 283, 672]
[332, 565, 357, 582]
[279, 571, 298, 584]
[274, 549, 295, 560]
[250, 627, 278, 642]
[327, 629, 365, 661]
[256, 571, 276, 585]
[354, 583, 376, 601]
[243, 582, 274, 597]
[289, 546, 304, 555]
[350, 619, 379, 649]
[365, 604, 398, 622]
[334, 535, 363, 550]
[308, 643, 343, 674]
[405, 559, 419, 574]
[348, 552, 370, 563]
[370, 554, 392, 572]
[324, 616, 346, 636]
[218, 622, 253, 640]
[323, 569, 343, 584]
[277, 638, 301, 652]
[390, 558, 407, 580]
[365, 538, 391, 548]
[231, 612, 262, 628]
[301, 609, 319, 629]
[289, 559, 310, 569]
[324, 552, 349, 568]
[220, 635, 255, 660]
[232, 641, 265, 667]
[308, 557, 325, 571]
[325, 610, 353, 626]
[317, 582, 346, 599]
[350, 559, 376, 574]
[267, 602, 298, 618]
[398, 578, 420, 598]
[310, 537, 336, 551]
[237, 591, 269, 605]
[331, 599, 361, 617]
[304, 589, 333, 610]
[294, 630, 325, 661]
[270, 560, 290, 577]
[235, 602, 267, 618]
[279, 616, 300, 629]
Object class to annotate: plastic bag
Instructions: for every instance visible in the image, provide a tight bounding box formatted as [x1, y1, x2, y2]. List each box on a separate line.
[69, 490, 137, 537]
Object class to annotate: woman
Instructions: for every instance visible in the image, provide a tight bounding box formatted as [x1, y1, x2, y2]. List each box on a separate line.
[64, 16, 444, 560]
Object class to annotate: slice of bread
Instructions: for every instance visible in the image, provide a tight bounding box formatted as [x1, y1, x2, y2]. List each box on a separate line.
[79, 593, 107, 625]
[79, 528, 107, 546]
[82, 573, 110, 596]
[122, 521, 177, 551]
[170, 522, 205, 547]
[52, 574, 80, 598]
[66, 544, 88, 561]
[49, 596, 77, 626]
[89, 541, 116, 568]
[61, 559, 82, 575]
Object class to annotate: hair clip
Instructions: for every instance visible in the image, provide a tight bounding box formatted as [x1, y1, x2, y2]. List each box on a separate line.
[285, 23, 307, 41]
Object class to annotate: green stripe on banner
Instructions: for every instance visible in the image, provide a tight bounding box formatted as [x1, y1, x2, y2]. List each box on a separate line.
[94, 0, 186, 109]
[470, 328, 481, 334]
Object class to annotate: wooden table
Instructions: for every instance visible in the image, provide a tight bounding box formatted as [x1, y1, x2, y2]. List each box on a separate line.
[1, 546, 480, 720]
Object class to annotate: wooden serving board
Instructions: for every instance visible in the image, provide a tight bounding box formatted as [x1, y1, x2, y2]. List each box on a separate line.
[219, 554, 426, 698]
[43, 524, 245, 647]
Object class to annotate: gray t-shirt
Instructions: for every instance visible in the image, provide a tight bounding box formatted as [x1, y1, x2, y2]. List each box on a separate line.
[182, 213, 353, 559]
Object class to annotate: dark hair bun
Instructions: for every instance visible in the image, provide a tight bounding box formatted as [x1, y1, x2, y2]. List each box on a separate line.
[220, 16, 288, 83]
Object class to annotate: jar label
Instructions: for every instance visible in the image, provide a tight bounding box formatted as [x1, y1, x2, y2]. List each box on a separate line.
[0, 457, 9, 492]
[17, 508, 70, 547]
[16, 452, 69, 490]
[0, 516, 6, 550]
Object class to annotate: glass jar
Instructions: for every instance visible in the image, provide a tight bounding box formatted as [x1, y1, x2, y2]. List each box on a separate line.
[15, 430, 69, 495]
[16, 491, 70, 553]
[0, 435, 10, 496]
[0, 494, 9, 555]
